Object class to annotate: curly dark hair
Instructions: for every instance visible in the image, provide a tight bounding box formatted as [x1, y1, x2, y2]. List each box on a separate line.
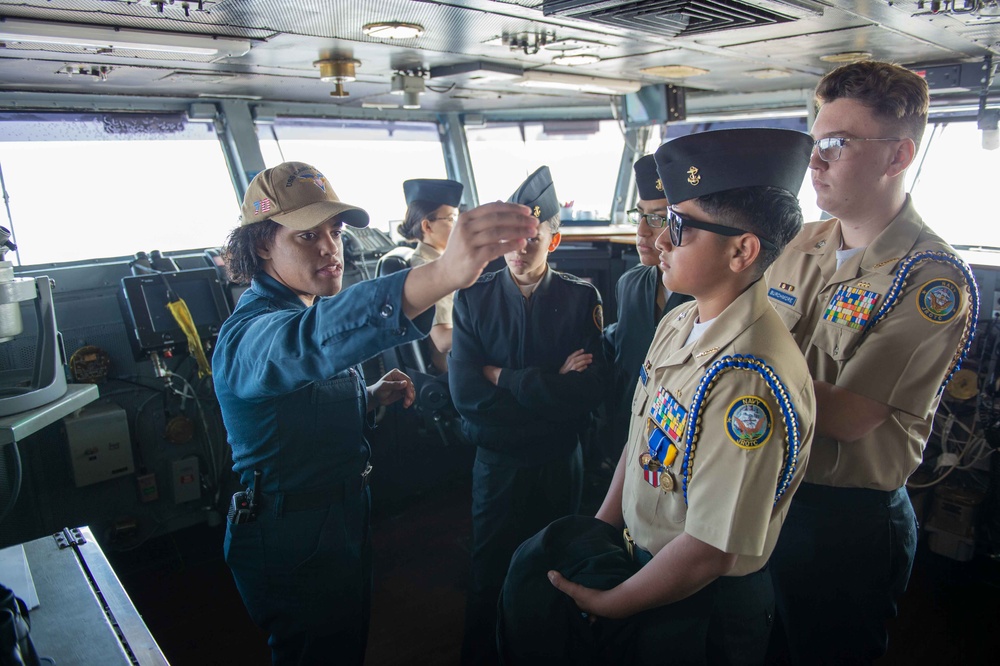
[397, 200, 443, 241]
[221, 220, 280, 285]
[696, 186, 803, 277]
[816, 61, 930, 148]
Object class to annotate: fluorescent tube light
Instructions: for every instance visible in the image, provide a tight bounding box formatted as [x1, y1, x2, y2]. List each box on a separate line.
[514, 70, 642, 95]
[0, 18, 251, 57]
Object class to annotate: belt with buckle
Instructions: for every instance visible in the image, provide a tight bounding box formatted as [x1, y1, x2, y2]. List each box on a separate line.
[622, 527, 653, 565]
[261, 463, 373, 513]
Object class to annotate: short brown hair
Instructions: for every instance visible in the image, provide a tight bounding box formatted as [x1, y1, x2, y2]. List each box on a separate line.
[815, 61, 929, 148]
[221, 219, 280, 285]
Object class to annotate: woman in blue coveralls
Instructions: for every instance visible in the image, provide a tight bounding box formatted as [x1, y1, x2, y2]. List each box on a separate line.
[213, 161, 537, 666]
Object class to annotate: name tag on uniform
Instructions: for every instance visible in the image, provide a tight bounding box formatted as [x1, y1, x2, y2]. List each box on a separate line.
[639, 363, 648, 386]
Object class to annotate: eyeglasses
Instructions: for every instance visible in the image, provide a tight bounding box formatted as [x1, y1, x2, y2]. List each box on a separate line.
[626, 208, 667, 228]
[429, 215, 457, 223]
[812, 136, 900, 162]
[665, 210, 777, 251]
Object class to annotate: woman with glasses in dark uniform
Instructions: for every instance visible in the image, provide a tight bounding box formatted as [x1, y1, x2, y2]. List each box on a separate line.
[397, 178, 464, 373]
[214, 161, 535, 666]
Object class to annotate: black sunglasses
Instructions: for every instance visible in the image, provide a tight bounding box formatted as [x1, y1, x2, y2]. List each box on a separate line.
[665, 210, 777, 251]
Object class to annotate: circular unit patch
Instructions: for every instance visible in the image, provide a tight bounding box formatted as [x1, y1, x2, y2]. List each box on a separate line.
[916, 278, 961, 324]
[725, 396, 773, 450]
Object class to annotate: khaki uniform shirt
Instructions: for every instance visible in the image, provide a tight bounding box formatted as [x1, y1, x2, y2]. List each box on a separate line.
[410, 241, 453, 328]
[622, 280, 815, 576]
[765, 196, 972, 491]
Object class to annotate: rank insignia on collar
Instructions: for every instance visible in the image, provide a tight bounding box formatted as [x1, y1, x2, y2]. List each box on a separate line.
[823, 284, 879, 331]
[779, 282, 794, 292]
[725, 396, 773, 450]
[917, 278, 961, 324]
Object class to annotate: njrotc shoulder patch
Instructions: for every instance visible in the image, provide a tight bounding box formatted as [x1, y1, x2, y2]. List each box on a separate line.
[917, 278, 961, 324]
[822, 284, 880, 330]
[592, 303, 603, 331]
[725, 396, 773, 450]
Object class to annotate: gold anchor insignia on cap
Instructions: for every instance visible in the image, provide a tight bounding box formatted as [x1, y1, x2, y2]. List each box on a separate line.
[533, 205, 541, 218]
[687, 166, 701, 186]
[655, 178, 663, 191]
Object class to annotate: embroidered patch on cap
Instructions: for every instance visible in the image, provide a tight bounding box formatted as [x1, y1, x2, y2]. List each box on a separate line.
[290, 170, 327, 191]
[725, 396, 773, 450]
[822, 284, 879, 330]
[649, 387, 686, 444]
[253, 198, 272, 215]
[917, 278, 961, 324]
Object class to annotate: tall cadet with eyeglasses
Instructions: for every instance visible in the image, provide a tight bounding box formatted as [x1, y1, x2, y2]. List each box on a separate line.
[536, 129, 816, 664]
[765, 61, 977, 664]
[603, 155, 692, 460]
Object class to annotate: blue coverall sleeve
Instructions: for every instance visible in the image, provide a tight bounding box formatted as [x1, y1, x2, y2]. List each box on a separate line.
[217, 270, 432, 400]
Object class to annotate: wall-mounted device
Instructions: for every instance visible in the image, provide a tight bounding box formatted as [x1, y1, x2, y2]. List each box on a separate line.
[63, 402, 134, 488]
[118, 267, 231, 362]
[0, 226, 67, 417]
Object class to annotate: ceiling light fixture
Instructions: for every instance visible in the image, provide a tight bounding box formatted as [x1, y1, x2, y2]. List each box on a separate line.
[515, 70, 642, 95]
[640, 65, 709, 78]
[0, 18, 251, 56]
[314, 56, 360, 97]
[745, 68, 792, 79]
[362, 22, 425, 40]
[819, 51, 872, 64]
[391, 72, 427, 109]
[551, 53, 601, 66]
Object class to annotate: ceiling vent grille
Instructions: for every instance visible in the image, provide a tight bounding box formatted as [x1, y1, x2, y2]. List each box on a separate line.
[543, 0, 809, 38]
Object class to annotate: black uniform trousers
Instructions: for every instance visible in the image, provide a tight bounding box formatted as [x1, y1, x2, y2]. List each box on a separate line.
[225, 482, 372, 666]
[461, 444, 583, 666]
[769, 483, 918, 665]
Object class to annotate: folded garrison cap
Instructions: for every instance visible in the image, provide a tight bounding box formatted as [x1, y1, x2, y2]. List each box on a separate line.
[508, 166, 560, 221]
[498, 515, 640, 665]
[633, 154, 666, 202]
[403, 178, 464, 207]
[241, 161, 369, 230]
[654, 128, 813, 204]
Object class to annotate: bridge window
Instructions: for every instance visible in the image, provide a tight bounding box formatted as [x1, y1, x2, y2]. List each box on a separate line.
[467, 120, 623, 222]
[0, 112, 235, 266]
[258, 118, 446, 235]
[908, 120, 999, 249]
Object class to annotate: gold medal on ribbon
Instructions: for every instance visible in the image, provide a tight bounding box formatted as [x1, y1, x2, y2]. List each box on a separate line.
[660, 470, 675, 492]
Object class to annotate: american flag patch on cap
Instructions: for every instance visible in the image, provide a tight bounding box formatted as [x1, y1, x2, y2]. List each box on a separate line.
[253, 198, 272, 215]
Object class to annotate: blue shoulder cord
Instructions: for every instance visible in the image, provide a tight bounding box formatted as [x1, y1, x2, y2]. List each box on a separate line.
[680, 354, 801, 507]
[862, 250, 980, 396]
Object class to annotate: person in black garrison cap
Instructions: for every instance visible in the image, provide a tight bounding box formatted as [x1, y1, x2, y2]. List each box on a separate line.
[503, 130, 817, 665]
[450, 166, 609, 666]
[602, 154, 693, 468]
[397, 178, 464, 372]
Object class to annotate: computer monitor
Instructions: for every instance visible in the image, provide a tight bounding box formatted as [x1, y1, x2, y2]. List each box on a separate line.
[119, 267, 231, 361]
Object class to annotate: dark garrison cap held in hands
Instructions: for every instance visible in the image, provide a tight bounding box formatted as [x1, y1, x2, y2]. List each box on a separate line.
[633, 154, 666, 202]
[508, 166, 560, 221]
[654, 128, 813, 204]
[403, 178, 464, 207]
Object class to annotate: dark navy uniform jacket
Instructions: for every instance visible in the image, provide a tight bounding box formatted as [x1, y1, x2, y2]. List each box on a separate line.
[450, 267, 608, 466]
[603, 263, 691, 449]
[213, 270, 432, 493]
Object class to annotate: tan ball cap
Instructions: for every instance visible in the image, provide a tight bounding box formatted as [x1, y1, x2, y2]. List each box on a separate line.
[240, 161, 370, 230]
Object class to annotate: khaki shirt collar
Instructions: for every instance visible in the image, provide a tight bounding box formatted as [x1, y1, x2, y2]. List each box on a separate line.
[414, 241, 442, 261]
[657, 280, 769, 371]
